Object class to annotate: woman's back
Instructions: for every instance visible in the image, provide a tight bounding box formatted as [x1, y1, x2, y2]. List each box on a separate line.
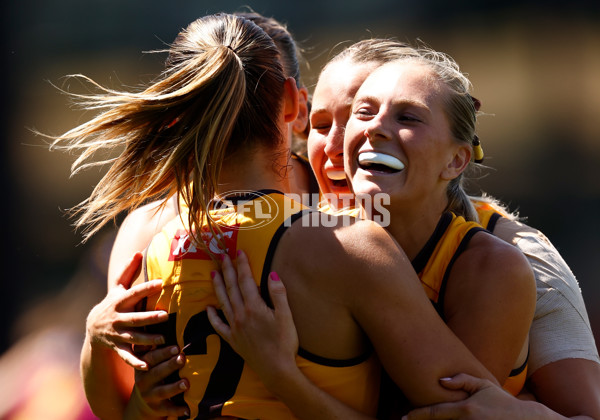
[144, 191, 383, 418]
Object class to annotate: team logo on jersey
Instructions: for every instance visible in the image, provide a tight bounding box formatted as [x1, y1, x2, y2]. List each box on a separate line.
[168, 225, 239, 260]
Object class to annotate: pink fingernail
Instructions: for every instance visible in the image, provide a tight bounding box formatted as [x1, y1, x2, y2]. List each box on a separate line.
[270, 272, 280, 282]
[210, 271, 217, 279]
[220, 254, 226, 261]
[237, 249, 243, 256]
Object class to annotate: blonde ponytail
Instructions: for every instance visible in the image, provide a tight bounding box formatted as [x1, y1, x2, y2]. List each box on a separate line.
[48, 14, 286, 242]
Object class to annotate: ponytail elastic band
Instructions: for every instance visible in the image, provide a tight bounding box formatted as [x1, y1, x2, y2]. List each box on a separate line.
[472, 135, 484, 164]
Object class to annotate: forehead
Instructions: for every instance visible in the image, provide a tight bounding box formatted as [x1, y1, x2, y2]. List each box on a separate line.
[356, 60, 442, 103]
[312, 60, 379, 109]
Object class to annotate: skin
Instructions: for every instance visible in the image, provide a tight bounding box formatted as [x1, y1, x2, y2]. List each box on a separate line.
[82, 50, 598, 418]
[344, 60, 534, 385]
[308, 60, 378, 209]
[80, 80, 310, 418]
[123, 78, 500, 419]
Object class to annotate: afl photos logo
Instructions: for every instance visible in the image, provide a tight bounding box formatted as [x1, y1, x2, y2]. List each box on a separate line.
[207, 190, 282, 231]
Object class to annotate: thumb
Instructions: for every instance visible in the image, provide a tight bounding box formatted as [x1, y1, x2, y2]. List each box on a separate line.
[116, 252, 144, 289]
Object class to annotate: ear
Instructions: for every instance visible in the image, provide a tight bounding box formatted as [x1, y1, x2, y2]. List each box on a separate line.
[283, 77, 300, 123]
[441, 144, 471, 180]
[291, 86, 309, 137]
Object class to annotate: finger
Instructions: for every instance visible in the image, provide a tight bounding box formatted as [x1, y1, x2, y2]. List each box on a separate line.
[115, 252, 144, 289]
[118, 309, 169, 328]
[211, 270, 234, 321]
[268, 272, 293, 320]
[439, 373, 490, 395]
[114, 328, 165, 347]
[207, 306, 232, 343]
[118, 280, 164, 310]
[137, 354, 186, 389]
[115, 346, 151, 370]
[144, 381, 190, 417]
[235, 250, 260, 302]
[220, 254, 244, 309]
[142, 345, 181, 368]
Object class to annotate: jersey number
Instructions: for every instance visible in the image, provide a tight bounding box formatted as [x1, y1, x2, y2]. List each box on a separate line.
[146, 311, 245, 419]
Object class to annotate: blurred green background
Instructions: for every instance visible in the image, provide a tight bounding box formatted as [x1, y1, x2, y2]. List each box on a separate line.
[2, 0, 599, 416]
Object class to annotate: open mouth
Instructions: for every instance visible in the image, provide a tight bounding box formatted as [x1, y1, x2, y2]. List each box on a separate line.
[326, 170, 348, 188]
[357, 152, 405, 173]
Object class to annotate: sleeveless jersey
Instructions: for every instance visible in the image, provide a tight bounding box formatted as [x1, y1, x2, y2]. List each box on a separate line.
[378, 212, 526, 417]
[145, 191, 381, 419]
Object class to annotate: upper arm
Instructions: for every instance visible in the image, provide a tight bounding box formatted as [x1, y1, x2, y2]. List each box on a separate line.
[108, 199, 177, 289]
[528, 358, 600, 419]
[339, 222, 495, 407]
[443, 233, 536, 383]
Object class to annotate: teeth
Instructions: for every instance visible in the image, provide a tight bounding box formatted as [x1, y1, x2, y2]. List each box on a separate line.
[326, 170, 346, 180]
[358, 152, 405, 171]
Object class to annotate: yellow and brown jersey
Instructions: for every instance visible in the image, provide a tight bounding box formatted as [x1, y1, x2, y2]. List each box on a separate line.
[414, 211, 526, 396]
[145, 190, 381, 419]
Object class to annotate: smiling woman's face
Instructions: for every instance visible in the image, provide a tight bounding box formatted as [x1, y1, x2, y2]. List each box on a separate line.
[307, 60, 378, 209]
[344, 60, 461, 210]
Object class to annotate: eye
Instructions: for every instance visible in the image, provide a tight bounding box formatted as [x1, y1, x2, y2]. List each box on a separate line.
[309, 111, 333, 133]
[352, 105, 376, 119]
[310, 122, 331, 132]
[397, 113, 421, 123]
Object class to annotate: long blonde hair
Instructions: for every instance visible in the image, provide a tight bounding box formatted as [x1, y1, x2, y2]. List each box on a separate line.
[49, 13, 286, 243]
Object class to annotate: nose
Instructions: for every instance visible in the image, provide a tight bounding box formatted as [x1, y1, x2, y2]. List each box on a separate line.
[323, 124, 344, 160]
[364, 114, 390, 142]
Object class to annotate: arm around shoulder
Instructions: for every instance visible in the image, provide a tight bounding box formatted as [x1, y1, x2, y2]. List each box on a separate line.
[337, 220, 496, 407]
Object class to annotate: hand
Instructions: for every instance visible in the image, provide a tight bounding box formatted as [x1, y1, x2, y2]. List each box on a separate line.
[404, 373, 543, 420]
[86, 252, 169, 369]
[126, 345, 190, 420]
[207, 250, 299, 389]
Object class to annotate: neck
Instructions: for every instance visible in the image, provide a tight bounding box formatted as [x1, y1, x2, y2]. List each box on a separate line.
[216, 145, 290, 196]
[375, 196, 448, 261]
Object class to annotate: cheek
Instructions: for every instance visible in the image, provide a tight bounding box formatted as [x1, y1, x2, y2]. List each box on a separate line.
[307, 134, 326, 170]
[343, 120, 363, 158]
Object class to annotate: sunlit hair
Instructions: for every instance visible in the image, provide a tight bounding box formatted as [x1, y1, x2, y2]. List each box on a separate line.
[48, 13, 286, 243]
[410, 47, 480, 221]
[328, 39, 480, 220]
[235, 11, 304, 87]
[327, 38, 420, 67]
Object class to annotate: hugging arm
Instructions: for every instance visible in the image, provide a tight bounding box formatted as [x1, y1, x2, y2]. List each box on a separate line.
[405, 371, 598, 420]
[208, 252, 373, 420]
[209, 221, 497, 418]
[81, 203, 178, 418]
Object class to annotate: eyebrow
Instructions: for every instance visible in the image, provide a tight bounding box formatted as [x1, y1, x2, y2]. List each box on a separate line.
[354, 95, 430, 113]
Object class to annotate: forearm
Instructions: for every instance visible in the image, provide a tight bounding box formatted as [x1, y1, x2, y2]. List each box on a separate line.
[81, 334, 132, 419]
[520, 400, 595, 420]
[264, 364, 374, 420]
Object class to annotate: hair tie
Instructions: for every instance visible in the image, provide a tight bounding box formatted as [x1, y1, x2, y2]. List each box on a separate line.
[472, 135, 484, 163]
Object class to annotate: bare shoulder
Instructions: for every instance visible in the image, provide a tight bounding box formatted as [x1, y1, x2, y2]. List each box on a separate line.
[465, 230, 532, 275]
[282, 214, 404, 270]
[275, 213, 413, 300]
[451, 231, 536, 301]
